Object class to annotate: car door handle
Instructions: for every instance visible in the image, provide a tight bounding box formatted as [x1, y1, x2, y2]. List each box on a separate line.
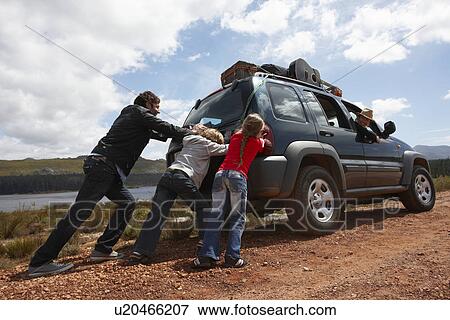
[319, 130, 334, 137]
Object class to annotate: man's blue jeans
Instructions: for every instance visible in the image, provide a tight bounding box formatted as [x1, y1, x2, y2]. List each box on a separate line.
[199, 170, 248, 260]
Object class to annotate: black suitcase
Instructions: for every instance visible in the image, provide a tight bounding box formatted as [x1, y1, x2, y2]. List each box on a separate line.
[259, 64, 289, 77]
[288, 58, 321, 87]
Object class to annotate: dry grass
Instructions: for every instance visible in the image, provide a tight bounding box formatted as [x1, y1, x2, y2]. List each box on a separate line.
[0, 209, 48, 239]
[60, 232, 81, 257]
[0, 236, 43, 259]
[0, 215, 23, 239]
[434, 176, 450, 192]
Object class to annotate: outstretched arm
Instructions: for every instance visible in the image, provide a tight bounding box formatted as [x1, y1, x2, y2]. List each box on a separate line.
[141, 111, 192, 139]
[205, 141, 228, 156]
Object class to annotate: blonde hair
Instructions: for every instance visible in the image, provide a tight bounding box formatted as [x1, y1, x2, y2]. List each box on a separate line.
[199, 128, 224, 144]
[239, 113, 264, 166]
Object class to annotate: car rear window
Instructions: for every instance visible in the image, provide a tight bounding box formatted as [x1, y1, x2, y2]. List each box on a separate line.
[184, 87, 244, 127]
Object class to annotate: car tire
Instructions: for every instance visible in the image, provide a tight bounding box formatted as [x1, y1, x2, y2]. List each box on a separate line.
[400, 166, 435, 212]
[286, 165, 344, 234]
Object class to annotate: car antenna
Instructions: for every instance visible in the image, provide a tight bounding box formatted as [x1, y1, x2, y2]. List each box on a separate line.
[332, 25, 426, 84]
[25, 25, 180, 122]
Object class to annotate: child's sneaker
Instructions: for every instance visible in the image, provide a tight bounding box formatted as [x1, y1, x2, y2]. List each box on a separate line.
[192, 256, 217, 269]
[194, 240, 203, 256]
[125, 251, 153, 265]
[224, 255, 247, 268]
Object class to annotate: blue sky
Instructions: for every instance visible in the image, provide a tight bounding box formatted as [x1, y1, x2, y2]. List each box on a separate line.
[1, 0, 449, 160]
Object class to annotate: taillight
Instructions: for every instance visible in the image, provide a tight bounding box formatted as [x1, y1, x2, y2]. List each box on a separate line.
[262, 123, 274, 155]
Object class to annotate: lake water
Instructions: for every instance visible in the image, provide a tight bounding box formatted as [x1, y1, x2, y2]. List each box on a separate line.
[0, 186, 157, 213]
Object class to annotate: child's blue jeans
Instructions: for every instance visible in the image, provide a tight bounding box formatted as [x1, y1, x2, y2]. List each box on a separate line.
[199, 169, 248, 260]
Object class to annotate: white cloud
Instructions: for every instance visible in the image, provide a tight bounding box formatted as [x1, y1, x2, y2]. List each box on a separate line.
[219, 0, 450, 65]
[0, 0, 252, 160]
[221, 0, 295, 36]
[340, 0, 450, 63]
[370, 97, 411, 123]
[159, 98, 195, 125]
[293, 4, 315, 21]
[417, 135, 450, 145]
[444, 90, 450, 100]
[186, 52, 210, 62]
[319, 9, 338, 38]
[261, 31, 316, 61]
[424, 128, 450, 134]
[343, 32, 410, 63]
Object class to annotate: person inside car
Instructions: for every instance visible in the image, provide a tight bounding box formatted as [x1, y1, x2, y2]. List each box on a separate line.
[355, 108, 380, 144]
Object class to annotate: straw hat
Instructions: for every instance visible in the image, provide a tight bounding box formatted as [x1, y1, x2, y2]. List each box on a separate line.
[359, 108, 374, 121]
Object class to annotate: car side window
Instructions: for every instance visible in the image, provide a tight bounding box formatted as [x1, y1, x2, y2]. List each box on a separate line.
[304, 91, 351, 129]
[302, 91, 329, 126]
[267, 83, 307, 123]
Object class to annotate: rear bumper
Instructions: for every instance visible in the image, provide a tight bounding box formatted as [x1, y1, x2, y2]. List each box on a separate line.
[247, 155, 287, 199]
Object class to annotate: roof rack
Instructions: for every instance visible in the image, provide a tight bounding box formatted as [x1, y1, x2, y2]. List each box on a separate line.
[254, 72, 343, 97]
[254, 72, 326, 92]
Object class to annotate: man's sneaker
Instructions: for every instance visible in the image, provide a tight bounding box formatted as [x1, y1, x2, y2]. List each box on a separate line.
[90, 250, 124, 262]
[192, 256, 217, 269]
[224, 255, 247, 268]
[28, 262, 74, 278]
[125, 251, 153, 266]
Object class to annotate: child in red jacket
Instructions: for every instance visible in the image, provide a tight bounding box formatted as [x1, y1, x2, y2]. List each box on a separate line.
[194, 113, 266, 268]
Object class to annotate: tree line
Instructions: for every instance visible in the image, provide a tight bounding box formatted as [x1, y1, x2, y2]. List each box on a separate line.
[0, 173, 163, 195]
[1, 159, 448, 195]
[429, 159, 450, 178]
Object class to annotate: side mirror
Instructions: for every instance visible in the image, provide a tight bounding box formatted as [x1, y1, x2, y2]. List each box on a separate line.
[383, 121, 396, 138]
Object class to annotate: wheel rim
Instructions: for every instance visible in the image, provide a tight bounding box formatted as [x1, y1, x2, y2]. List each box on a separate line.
[307, 178, 334, 222]
[415, 174, 433, 205]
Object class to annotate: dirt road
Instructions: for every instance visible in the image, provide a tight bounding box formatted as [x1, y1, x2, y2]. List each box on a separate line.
[1, 192, 449, 300]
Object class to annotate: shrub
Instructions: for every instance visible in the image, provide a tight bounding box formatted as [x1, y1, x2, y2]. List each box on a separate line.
[434, 176, 450, 192]
[122, 225, 140, 241]
[60, 232, 81, 257]
[0, 236, 43, 259]
[0, 215, 24, 239]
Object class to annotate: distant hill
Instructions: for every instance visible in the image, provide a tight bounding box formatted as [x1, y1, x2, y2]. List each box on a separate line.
[413, 145, 450, 160]
[0, 157, 166, 176]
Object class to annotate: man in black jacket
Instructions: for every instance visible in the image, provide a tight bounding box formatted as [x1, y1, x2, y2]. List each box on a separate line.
[28, 91, 192, 278]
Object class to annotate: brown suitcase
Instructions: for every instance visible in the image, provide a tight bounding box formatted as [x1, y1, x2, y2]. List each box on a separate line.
[221, 61, 259, 86]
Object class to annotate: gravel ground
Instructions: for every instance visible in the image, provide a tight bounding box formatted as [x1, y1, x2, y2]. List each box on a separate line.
[0, 191, 449, 300]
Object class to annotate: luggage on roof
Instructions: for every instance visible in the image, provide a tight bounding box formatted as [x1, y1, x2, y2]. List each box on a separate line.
[220, 57, 328, 91]
[259, 64, 289, 77]
[288, 58, 321, 87]
[220, 61, 259, 86]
